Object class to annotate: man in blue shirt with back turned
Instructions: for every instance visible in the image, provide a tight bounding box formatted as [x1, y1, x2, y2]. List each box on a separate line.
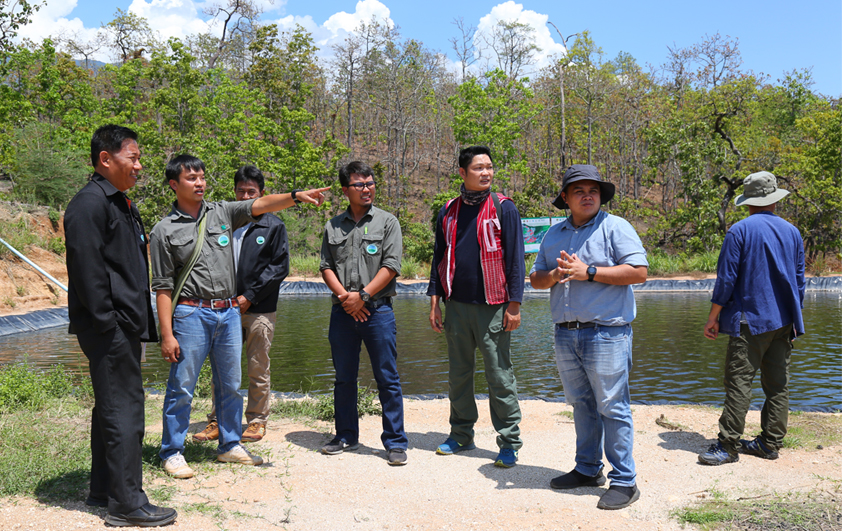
[698, 171, 805, 466]
[529, 165, 647, 510]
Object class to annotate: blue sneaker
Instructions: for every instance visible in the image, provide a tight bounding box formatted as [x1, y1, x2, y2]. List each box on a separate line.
[436, 437, 476, 455]
[739, 437, 779, 460]
[494, 448, 518, 468]
[698, 442, 739, 466]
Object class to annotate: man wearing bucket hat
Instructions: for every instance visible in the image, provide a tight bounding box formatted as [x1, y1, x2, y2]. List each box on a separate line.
[698, 171, 805, 466]
[529, 164, 648, 510]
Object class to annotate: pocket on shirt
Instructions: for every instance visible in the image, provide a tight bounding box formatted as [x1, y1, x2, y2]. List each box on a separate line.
[168, 232, 196, 265]
[361, 230, 384, 263]
[328, 232, 352, 262]
[207, 225, 231, 251]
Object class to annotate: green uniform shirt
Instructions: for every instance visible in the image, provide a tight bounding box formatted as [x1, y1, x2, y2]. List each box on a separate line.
[320, 205, 402, 303]
[150, 199, 258, 300]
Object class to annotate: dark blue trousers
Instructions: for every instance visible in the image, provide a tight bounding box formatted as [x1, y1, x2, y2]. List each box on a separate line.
[328, 303, 407, 450]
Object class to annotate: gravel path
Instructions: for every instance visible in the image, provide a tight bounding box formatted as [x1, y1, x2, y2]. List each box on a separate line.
[2, 399, 840, 530]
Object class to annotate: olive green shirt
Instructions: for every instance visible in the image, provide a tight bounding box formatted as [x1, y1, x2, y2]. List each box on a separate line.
[320, 205, 402, 303]
[150, 199, 258, 300]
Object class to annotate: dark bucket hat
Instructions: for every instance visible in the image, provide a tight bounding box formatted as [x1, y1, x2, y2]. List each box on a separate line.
[552, 164, 616, 210]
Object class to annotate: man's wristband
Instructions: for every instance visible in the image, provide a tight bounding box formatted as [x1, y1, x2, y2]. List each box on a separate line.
[291, 189, 303, 204]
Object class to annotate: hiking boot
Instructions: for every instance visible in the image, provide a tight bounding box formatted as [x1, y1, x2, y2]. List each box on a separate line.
[320, 438, 360, 455]
[435, 437, 476, 455]
[494, 448, 518, 468]
[550, 469, 607, 489]
[217, 444, 264, 465]
[193, 421, 219, 442]
[387, 448, 408, 466]
[162, 454, 194, 479]
[740, 437, 779, 460]
[597, 484, 640, 510]
[242, 422, 266, 442]
[698, 442, 739, 466]
[105, 503, 177, 527]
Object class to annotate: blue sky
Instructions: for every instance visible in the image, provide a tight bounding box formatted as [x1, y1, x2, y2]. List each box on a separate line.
[19, 0, 842, 96]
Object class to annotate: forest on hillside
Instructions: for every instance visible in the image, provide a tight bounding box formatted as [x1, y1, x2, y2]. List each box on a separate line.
[0, 3, 839, 266]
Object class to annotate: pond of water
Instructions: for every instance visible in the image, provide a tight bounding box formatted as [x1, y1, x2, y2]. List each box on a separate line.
[0, 292, 839, 409]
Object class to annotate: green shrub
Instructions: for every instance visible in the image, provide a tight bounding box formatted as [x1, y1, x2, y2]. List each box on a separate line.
[47, 236, 65, 254]
[402, 221, 434, 264]
[11, 123, 90, 210]
[0, 363, 75, 410]
[289, 254, 321, 277]
[400, 257, 424, 279]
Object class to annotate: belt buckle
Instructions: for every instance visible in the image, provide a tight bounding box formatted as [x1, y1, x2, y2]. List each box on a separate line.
[567, 321, 580, 330]
[209, 298, 227, 309]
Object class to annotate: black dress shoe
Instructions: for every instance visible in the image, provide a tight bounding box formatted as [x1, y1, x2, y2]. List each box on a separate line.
[105, 503, 177, 527]
[85, 494, 108, 507]
[550, 469, 607, 489]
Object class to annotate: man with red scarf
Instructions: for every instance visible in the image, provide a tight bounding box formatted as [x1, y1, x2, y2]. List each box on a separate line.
[428, 145, 525, 468]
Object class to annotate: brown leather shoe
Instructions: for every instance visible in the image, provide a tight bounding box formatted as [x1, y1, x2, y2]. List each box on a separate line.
[192, 421, 219, 442]
[242, 422, 266, 442]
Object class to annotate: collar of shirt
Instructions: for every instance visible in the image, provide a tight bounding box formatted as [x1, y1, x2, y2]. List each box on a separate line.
[339, 205, 374, 225]
[91, 173, 125, 198]
[559, 209, 604, 232]
[168, 200, 207, 221]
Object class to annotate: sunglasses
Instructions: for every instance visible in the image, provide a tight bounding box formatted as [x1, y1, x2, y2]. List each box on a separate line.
[347, 181, 376, 190]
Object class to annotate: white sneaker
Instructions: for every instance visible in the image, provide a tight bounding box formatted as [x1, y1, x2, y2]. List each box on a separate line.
[163, 453, 194, 479]
[217, 444, 264, 466]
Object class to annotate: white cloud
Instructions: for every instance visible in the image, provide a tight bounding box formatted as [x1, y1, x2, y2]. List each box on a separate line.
[268, 0, 393, 49]
[475, 1, 566, 74]
[128, 0, 208, 42]
[17, 0, 102, 46]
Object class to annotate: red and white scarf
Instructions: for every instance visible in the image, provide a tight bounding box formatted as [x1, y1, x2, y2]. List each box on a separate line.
[437, 193, 510, 305]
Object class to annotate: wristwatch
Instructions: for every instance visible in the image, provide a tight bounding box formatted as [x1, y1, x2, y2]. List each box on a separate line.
[291, 189, 303, 204]
[587, 265, 597, 282]
[359, 289, 371, 302]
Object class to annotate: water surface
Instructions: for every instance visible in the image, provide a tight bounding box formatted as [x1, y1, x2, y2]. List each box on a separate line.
[0, 292, 838, 409]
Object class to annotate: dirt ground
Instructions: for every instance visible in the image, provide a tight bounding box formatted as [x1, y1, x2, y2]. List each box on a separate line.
[1, 399, 840, 530]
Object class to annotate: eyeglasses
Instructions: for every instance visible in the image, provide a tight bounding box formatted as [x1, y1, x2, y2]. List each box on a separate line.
[347, 181, 376, 190]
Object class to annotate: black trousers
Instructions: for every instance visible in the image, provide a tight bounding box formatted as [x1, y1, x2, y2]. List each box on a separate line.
[76, 325, 148, 514]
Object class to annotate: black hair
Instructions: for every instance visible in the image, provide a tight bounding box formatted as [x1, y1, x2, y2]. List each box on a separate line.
[338, 161, 375, 187]
[234, 165, 265, 191]
[165, 154, 206, 185]
[458, 145, 493, 171]
[90, 124, 138, 168]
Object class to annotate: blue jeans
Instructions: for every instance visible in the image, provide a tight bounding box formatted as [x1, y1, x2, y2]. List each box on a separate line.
[554, 324, 636, 487]
[328, 303, 407, 450]
[160, 305, 243, 460]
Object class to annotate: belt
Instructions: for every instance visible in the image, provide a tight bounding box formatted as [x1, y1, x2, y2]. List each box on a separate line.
[177, 297, 239, 309]
[366, 297, 392, 309]
[556, 321, 596, 330]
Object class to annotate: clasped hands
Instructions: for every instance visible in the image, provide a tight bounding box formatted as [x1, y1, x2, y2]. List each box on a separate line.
[554, 250, 587, 283]
[339, 290, 370, 322]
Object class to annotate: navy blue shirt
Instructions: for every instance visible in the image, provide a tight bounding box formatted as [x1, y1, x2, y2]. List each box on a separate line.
[711, 211, 806, 337]
[427, 198, 524, 304]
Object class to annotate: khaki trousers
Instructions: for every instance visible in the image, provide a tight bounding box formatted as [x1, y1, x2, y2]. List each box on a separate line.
[209, 311, 276, 425]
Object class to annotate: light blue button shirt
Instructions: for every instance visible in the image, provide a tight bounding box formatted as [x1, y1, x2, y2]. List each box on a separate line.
[530, 210, 648, 325]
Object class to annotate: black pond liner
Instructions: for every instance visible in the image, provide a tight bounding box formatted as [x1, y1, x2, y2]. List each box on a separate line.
[1, 277, 839, 338]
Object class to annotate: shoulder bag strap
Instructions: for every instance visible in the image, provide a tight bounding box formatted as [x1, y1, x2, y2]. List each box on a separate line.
[170, 214, 208, 317]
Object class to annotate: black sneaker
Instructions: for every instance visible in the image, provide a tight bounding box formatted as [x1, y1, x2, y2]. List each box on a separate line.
[597, 485, 640, 510]
[739, 437, 779, 460]
[320, 438, 360, 455]
[698, 442, 739, 465]
[550, 469, 606, 489]
[387, 448, 408, 466]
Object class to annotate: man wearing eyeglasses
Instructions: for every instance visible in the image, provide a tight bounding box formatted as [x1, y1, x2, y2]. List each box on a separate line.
[319, 161, 408, 466]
